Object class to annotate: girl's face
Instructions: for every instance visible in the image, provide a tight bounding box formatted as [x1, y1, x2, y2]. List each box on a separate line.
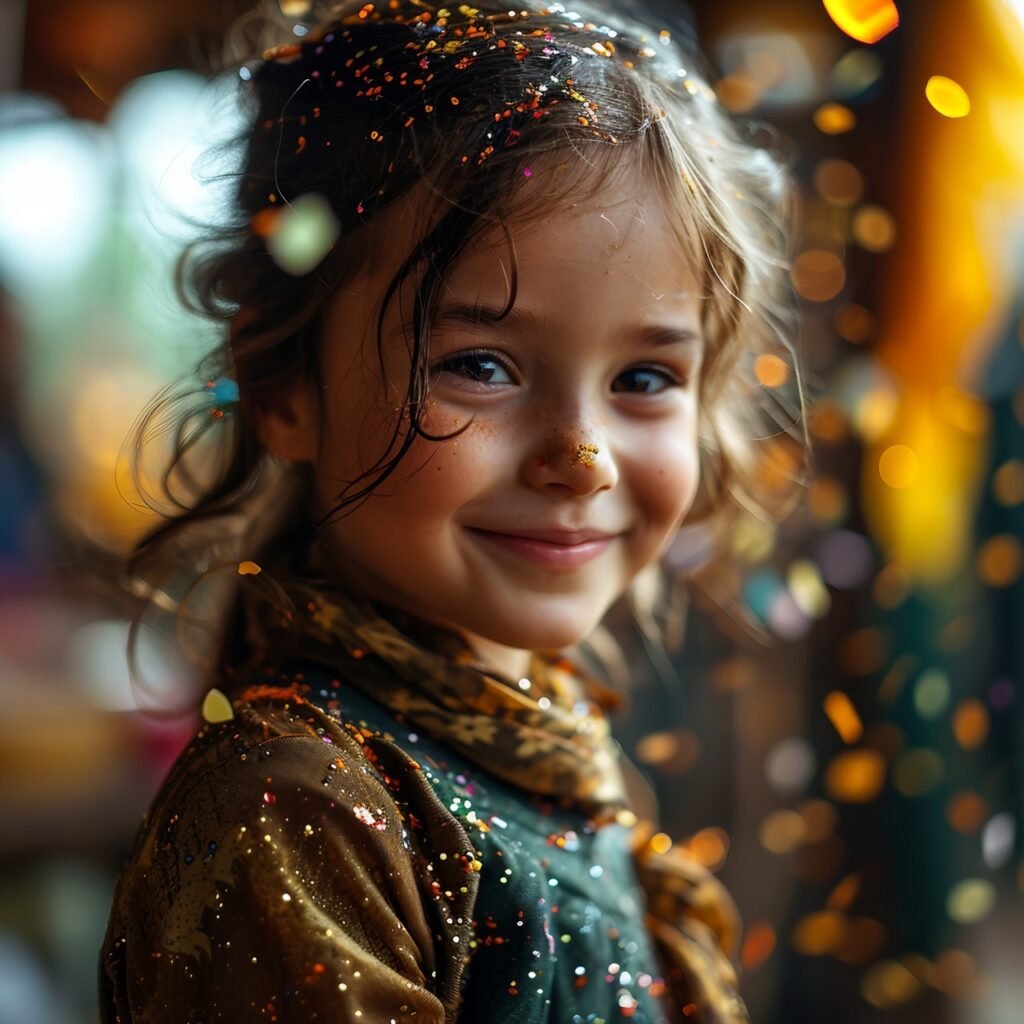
[263, 171, 705, 680]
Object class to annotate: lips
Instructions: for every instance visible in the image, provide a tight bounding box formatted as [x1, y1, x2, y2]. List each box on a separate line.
[464, 526, 619, 570]
[469, 527, 618, 545]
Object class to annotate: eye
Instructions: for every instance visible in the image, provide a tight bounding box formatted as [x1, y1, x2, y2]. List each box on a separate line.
[612, 366, 684, 394]
[431, 349, 514, 388]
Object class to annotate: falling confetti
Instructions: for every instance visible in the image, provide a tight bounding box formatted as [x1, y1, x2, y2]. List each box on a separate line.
[201, 688, 235, 724]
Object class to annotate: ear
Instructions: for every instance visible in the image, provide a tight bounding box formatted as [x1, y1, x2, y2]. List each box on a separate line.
[255, 375, 320, 466]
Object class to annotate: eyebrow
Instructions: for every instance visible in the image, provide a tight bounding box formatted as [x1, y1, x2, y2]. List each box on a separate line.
[424, 302, 706, 352]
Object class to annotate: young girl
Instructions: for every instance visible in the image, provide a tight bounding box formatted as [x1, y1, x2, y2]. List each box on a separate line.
[100, 1, 805, 1021]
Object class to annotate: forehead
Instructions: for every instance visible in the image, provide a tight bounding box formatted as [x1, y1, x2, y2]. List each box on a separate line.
[450, 192, 699, 306]
[347, 164, 701, 320]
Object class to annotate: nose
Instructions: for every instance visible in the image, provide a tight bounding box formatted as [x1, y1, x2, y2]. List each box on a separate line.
[523, 429, 618, 495]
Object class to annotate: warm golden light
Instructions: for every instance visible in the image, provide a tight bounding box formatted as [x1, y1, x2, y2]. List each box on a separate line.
[814, 158, 865, 205]
[825, 749, 886, 802]
[862, 959, 923, 1009]
[759, 810, 806, 854]
[946, 791, 988, 834]
[715, 74, 761, 112]
[853, 204, 897, 251]
[809, 477, 849, 523]
[791, 249, 846, 301]
[926, 75, 971, 117]
[824, 691, 864, 744]
[740, 923, 776, 970]
[822, 0, 900, 44]
[754, 353, 790, 388]
[993, 459, 1024, 505]
[952, 698, 990, 750]
[814, 102, 856, 133]
[826, 872, 861, 911]
[792, 911, 846, 955]
[976, 534, 1023, 586]
[833, 303, 875, 343]
[686, 827, 730, 870]
[878, 444, 918, 488]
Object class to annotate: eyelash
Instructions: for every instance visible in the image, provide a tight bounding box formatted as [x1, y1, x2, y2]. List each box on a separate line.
[431, 348, 688, 394]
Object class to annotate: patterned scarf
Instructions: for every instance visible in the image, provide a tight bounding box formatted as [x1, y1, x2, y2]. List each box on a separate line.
[236, 567, 751, 1024]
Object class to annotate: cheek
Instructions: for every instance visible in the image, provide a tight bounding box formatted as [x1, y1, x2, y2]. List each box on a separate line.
[628, 419, 701, 527]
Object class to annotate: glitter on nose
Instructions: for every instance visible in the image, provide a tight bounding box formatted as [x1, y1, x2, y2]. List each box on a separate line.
[571, 443, 600, 469]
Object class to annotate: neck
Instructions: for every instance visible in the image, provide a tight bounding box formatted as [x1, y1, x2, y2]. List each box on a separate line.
[457, 631, 534, 685]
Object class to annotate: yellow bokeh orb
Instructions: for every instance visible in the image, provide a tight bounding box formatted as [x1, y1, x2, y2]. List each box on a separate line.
[926, 75, 971, 118]
[878, 444, 918, 488]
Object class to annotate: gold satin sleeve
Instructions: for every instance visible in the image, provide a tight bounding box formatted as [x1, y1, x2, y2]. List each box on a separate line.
[100, 698, 480, 1023]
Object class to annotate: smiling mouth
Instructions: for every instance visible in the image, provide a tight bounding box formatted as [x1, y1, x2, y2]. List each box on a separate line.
[464, 527, 616, 570]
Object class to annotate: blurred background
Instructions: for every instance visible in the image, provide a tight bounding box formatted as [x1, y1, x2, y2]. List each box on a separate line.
[1, 0, 1022, 1021]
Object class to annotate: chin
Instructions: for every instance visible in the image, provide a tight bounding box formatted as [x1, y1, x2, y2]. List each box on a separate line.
[483, 607, 605, 652]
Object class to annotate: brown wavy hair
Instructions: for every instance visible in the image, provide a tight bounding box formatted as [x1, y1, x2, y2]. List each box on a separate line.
[120, 0, 810, 706]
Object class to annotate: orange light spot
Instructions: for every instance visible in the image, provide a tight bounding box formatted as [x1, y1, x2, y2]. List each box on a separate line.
[946, 791, 988, 834]
[977, 535, 1023, 587]
[824, 749, 886, 803]
[834, 303, 875, 343]
[792, 911, 847, 955]
[686, 827, 729, 870]
[809, 477, 848, 523]
[815, 158, 864, 205]
[824, 691, 864, 744]
[791, 249, 846, 302]
[740, 922, 776, 969]
[925, 75, 970, 118]
[878, 444, 918, 488]
[952, 698, 989, 750]
[822, 0, 899, 44]
[754, 353, 790, 388]
[993, 460, 1024, 506]
[814, 102, 856, 134]
[827, 872, 861, 910]
[853, 204, 897, 252]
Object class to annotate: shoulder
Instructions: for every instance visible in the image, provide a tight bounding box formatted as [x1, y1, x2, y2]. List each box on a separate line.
[101, 665, 480, 1023]
[138, 664, 447, 865]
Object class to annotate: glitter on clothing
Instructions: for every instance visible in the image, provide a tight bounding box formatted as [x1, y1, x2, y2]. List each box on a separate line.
[100, 584, 750, 1022]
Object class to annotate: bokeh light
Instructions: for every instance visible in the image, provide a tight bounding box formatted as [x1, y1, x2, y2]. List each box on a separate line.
[813, 102, 856, 134]
[0, 97, 112, 290]
[823, 691, 863, 743]
[925, 75, 971, 117]
[824, 749, 886, 803]
[946, 879, 996, 924]
[822, 0, 900, 44]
